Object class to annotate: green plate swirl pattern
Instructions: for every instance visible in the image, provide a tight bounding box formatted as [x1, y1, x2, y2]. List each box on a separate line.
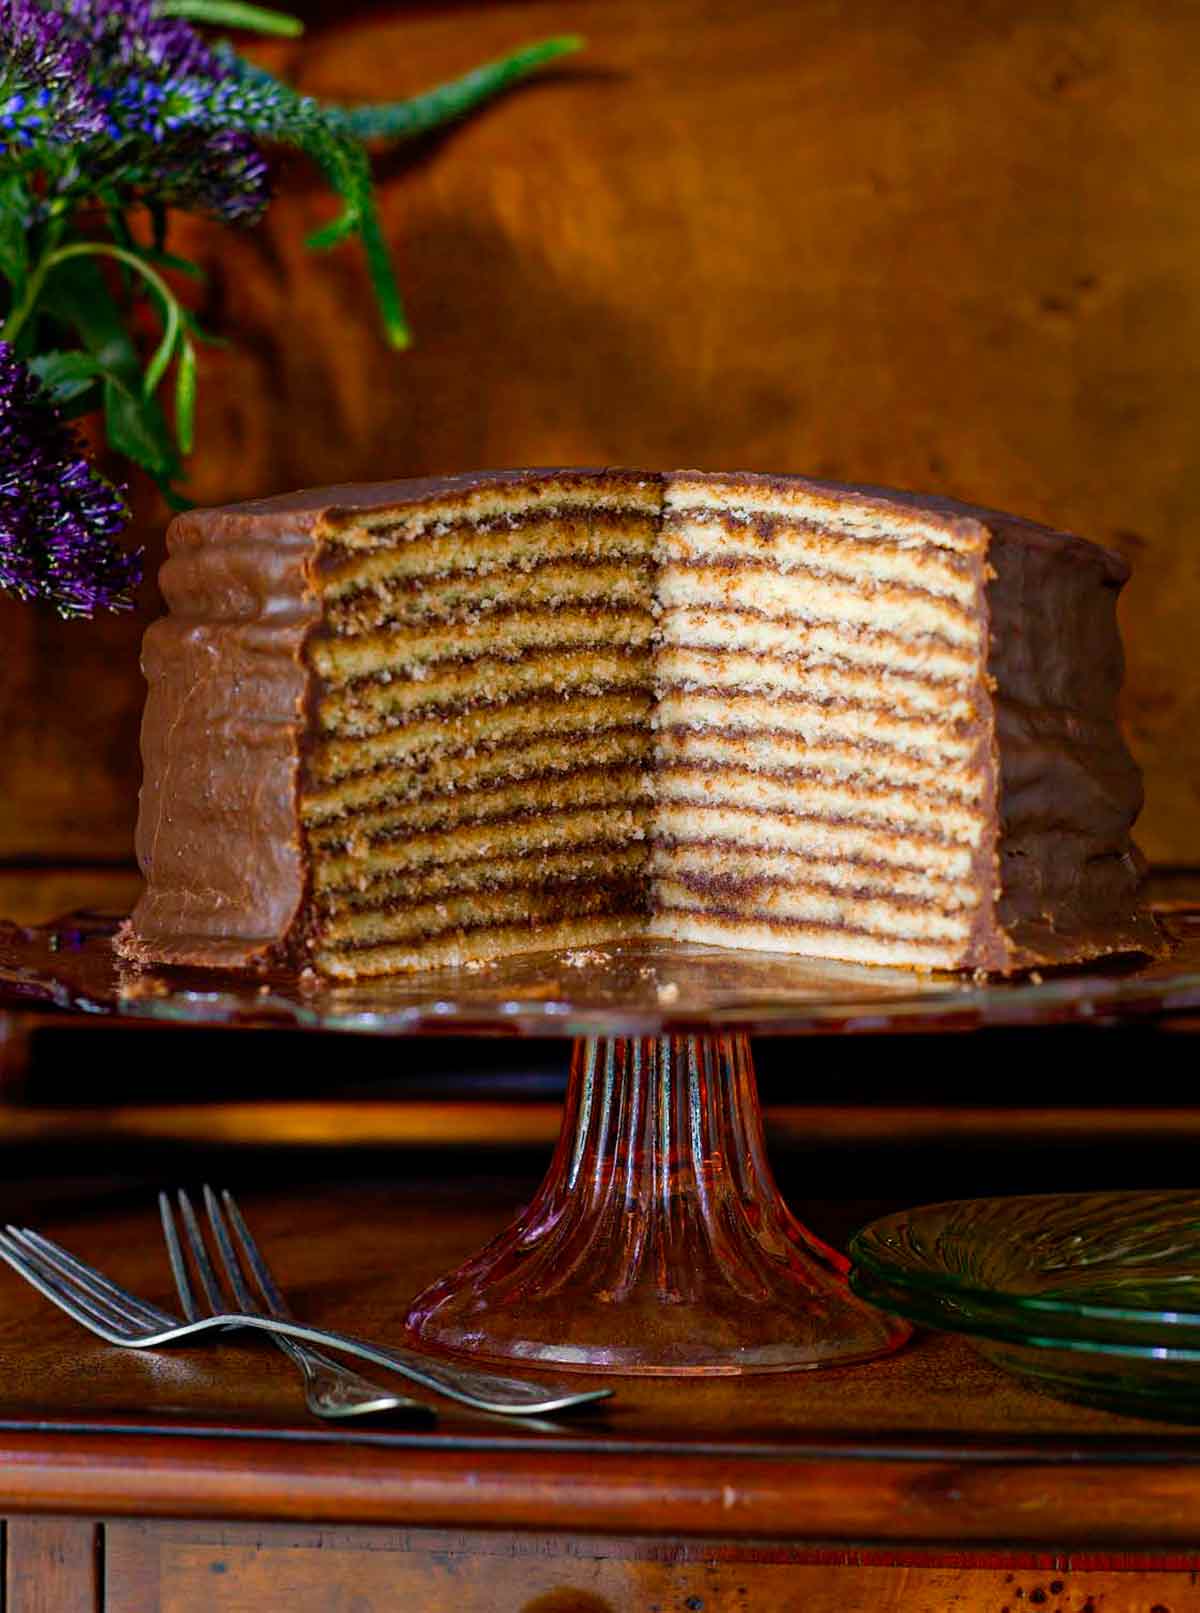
[850, 1191, 1200, 1421]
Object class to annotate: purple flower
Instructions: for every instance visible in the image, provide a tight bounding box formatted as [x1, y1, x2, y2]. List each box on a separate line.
[0, 342, 140, 617]
[57, 0, 229, 83]
[172, 123, 270, 220]
[0, 0, 107, 148]
[1, 0, 273, 220]
[78, 0, 274, 222]
[99, 66, 272, 219]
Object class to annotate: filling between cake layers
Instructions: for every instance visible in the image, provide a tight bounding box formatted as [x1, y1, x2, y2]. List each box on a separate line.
[299, 473, 996, 977]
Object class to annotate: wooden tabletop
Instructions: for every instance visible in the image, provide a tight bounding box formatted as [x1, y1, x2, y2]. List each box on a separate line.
[4, 863, 1200, 1572]
[2, 1167, 1200, 1548]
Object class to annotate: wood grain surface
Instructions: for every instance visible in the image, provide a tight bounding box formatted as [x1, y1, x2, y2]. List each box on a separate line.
[5, 1165, 1200, 1605]
[1, 0, 1198, 868]
[0, 1175, 1198, 1546]
[96, 1523, 1200, 1612]
[20, 1521, 1200, 1610]
[4, 1517, 99, 1613]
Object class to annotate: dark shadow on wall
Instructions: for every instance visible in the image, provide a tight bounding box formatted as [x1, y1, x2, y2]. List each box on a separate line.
[200, 208, 820, 495]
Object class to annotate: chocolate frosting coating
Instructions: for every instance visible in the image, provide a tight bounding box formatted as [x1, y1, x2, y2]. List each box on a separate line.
[983, 513, 1158, 964]
[126, 503, 320, 966]
[122, 469, 1158, 973]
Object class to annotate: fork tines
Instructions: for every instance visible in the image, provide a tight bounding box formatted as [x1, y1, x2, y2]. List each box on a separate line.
[0, 1224, 180, 1341]
[162, 1185, 293, 1323]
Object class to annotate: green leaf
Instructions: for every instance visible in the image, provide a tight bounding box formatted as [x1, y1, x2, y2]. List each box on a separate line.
[0, 175, 31, 304]
[103, 376, 180, 480]
[58, 384, 103, 422]
[356, 202, 410, 350]
[141, 297, 182, 400]
[160, 0, 303, 34]
[182, 311, 229, 349]
[302, 141, 373, 256]
[40, 257, 143, 388]
[138, 247, 206, 281]
[306, 214, 354, 252]
[27, 246, 194, 484]
[341, 36, 584, 142]
[27, 350, 106, 407]
[149, 201, 169, 256]
[42, 245, 187, 431]
[175, 337, 197, 455]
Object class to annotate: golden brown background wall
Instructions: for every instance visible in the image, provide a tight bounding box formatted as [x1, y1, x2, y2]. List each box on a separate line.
[2, 0, 1198, 870]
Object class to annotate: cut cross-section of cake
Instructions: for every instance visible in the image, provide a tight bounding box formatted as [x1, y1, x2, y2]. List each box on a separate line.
[121, 468, 1159, 977]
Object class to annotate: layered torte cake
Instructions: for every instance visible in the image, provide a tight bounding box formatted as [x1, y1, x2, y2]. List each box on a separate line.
[121, 468, 1159, 977]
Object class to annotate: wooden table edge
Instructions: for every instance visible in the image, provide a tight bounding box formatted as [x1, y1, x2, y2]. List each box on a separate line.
[2, 1427, 1200, 1544]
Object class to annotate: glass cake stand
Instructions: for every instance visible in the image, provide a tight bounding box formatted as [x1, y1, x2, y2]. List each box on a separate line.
[2, 909, 1198, 1376]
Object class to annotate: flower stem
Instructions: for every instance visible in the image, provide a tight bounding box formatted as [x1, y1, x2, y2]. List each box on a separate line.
[3, 242, 184, 399]
[159, 0, 304, 38]
[342, 35, 584, 142]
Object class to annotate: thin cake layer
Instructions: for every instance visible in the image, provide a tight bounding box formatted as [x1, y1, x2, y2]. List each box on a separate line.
[306, 463, 995, 975]
[303, 480, 659, 974]
[304, 719, 652, 825]
[637, 471, 1001, 973]
[124, 468, 1155, 977]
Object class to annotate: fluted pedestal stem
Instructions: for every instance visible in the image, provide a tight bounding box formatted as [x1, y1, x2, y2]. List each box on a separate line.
[406, 1033, 909, 1374]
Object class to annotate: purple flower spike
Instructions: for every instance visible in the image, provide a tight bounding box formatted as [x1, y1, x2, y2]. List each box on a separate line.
[14, 0, 278, 222]
[0, 343, 140, 617]
[0, 0, 108, 148]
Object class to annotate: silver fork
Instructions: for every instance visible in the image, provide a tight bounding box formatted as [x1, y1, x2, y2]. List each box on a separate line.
[160, 1188, 429, 1422]
[0, 1214, 611, 1418]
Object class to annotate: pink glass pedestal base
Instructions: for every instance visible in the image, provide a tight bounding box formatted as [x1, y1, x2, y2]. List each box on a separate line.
[405, 1033, 911, 1376]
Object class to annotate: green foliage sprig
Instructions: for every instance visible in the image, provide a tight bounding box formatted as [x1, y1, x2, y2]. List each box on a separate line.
[0, 0, 580, 609]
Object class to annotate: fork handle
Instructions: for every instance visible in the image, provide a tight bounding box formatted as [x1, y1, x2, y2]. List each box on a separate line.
[232, 1315, 610, 1416]
[270, 1334, 431, 1420]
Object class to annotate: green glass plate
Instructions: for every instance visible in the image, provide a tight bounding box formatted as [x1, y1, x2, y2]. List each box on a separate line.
[850, 1192, 1200, 1421]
